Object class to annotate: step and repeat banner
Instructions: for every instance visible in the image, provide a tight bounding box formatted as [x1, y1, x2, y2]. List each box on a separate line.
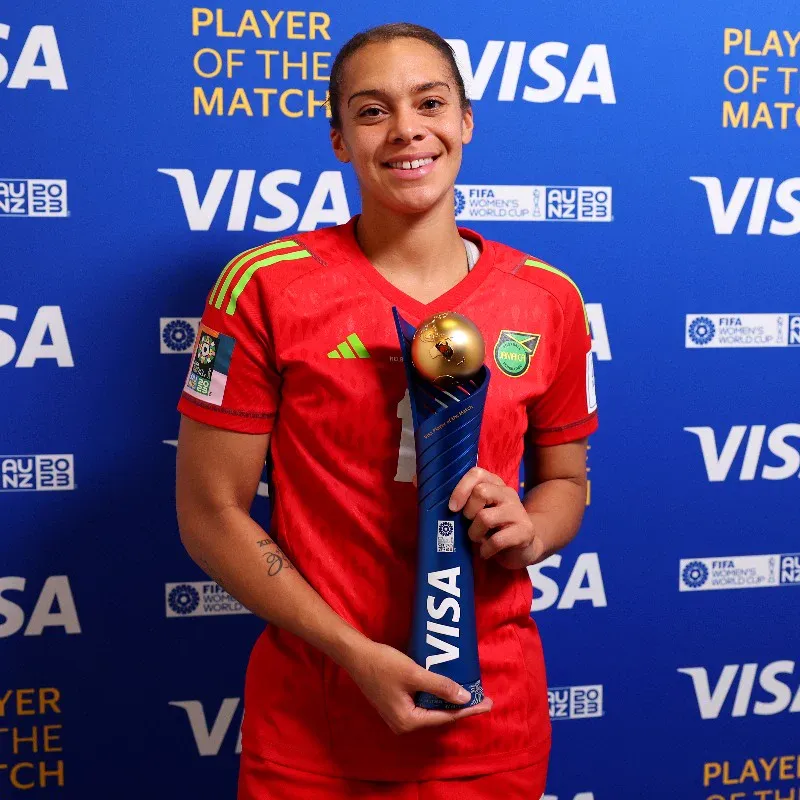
[3, 1, 799, 797]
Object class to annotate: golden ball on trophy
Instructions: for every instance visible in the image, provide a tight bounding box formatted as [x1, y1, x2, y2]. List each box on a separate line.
[410, 311, 485, 385]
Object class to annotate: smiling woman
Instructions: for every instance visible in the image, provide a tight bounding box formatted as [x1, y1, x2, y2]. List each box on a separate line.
[175, 21, 597, 800]
[326, 26, 475, 296]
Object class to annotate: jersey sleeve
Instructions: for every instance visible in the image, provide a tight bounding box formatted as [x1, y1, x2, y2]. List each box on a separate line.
[526, 276, 598, 446]
[176, 250, 280, 435]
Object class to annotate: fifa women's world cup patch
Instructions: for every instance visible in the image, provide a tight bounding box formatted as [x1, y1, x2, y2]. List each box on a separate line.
[183, 324, 235, 407]
[493, 330, 541, 377]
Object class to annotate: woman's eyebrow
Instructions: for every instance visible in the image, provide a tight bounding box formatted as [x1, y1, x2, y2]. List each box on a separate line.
[347, 81, 452, 106]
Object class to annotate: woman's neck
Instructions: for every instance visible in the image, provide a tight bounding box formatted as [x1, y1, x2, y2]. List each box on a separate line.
[355, 196, 466, 284]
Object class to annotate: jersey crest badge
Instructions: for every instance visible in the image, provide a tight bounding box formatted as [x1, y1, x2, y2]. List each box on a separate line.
[493, 330, 540, 377]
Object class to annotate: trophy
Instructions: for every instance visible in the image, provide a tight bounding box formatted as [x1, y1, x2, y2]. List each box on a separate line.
[392, 307, 491, 709]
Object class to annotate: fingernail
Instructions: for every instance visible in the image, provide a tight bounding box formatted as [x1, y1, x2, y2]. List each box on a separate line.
[448, 500, 456, 512]
[457, 688, 470, 702]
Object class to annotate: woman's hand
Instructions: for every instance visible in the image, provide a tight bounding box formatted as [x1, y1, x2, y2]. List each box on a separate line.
[449, 466, 546, 570]
[344, 640, 493, 735]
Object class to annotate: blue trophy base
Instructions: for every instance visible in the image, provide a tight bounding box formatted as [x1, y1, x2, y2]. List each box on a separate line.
[416, 679, 485, 710]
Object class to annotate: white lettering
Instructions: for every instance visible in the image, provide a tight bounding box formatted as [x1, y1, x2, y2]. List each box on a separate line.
[169, 698, 242, 756]
[446, 39, 616, 104]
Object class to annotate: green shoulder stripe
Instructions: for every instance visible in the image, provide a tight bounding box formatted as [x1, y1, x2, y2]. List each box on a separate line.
[524, 258, 590, 334]
[225, 248, 311, 316]
[209, 240, 301, 309]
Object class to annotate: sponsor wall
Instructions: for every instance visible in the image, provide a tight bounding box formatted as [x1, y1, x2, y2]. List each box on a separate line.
[2, 2, 798, 798]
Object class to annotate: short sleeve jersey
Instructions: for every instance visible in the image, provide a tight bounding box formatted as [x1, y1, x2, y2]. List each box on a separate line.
[177, 216, 598, 781]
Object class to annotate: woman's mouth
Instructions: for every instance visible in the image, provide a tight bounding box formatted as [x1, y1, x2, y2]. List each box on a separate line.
[383, 155, 440, 179]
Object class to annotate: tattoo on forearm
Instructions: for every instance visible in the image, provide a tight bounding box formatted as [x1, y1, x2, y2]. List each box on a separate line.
[256, 537, 295, 576]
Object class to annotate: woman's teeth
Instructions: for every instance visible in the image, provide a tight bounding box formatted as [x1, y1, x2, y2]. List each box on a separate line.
[387, 157, 435, 170]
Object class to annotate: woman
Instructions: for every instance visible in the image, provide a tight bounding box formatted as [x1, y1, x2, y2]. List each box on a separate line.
[176, 22, 597, 800]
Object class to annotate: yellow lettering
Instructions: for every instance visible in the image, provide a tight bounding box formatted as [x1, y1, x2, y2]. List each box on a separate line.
[762, 29, 784, 56]
[308, 88, 330, 118]
[215, 9, 236, 38]
[228, 87, 253, 116]
[193, 47, 222, 78]
[43, 725, 62, 753]
[192, 8, 213, 36]
[724, 28, 743, 54]
[313, 51, 331, 81]
[12, 726, 38, 754]
[752, 66, 769, 93]
[779, 756, 795, 780]
[259, 10, 285, 38]
[723, 100, 749, 127]
[0, 690, 12, 716]
[226, 49, 245, 78]
[309, 12, 331, 40]
[254, 87, 278, 115]
[39, 760, 64, 788]
[759, 757, 779, 782]
[744, 29, 762, 56]
[280, 88, 304, 118]
[39, 689, 60, 715]
[740, 760, 759, 782]
[10, 762, 35, 790]
[724, 65, 749, 93]
[194, 86, 223, 116]
[722, 761, 738, 785]
[778, 66, 798, 93]
[283, 50, 308, 80]
[775, 789, 797, 800]
[784, 30, 800, 58]
[752, 101, 774, 128]
[255, 49, 279, 79]
[237, 10, 261, 38]
[287, 11, 307, 39]
[774, 102, 794, 128]
[16, 690, 34, 716]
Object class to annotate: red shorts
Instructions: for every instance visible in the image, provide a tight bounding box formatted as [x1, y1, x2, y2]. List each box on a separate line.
[238, 752, 548, 800]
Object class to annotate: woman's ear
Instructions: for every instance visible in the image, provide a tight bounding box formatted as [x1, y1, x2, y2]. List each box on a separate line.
[330, 127, 351, 163]
[461, 106, 474, 146]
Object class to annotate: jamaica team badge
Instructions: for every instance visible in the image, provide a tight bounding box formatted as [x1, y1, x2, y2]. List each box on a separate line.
[493, 330, 541, 377]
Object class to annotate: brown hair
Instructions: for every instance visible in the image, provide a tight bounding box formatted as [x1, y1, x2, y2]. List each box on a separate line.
[328, 22, 471, 128]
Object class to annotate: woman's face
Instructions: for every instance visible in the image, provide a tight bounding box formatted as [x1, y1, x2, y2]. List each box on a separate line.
[330, 38, 474, 217]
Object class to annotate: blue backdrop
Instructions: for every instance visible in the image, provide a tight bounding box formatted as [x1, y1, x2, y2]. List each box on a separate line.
[3, 2, 799, 798]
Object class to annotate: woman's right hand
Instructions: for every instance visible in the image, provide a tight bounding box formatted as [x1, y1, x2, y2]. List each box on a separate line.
[343, 639, 493, 735]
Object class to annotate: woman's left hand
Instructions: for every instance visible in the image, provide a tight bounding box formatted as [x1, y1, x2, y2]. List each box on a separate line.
[448, 467, 546, 570]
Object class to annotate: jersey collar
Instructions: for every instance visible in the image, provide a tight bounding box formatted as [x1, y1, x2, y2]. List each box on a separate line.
[338, 215, 495, 321]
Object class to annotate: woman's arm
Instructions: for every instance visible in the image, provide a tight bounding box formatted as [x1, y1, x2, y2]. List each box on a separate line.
[176, 415, 367, 667]
[520, 437, 588, 562]
[175, 415, 492, 733]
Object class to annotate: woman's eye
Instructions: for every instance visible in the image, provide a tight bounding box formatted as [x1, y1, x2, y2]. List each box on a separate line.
[359, 107, 383, 118]
[422, 99, 444, 110]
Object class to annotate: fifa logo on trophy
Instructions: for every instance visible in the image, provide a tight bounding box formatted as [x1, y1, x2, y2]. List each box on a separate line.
[392, 308, 490, 709]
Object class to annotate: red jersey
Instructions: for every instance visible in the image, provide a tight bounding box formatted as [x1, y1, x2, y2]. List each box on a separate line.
[177, 216, 598, 781]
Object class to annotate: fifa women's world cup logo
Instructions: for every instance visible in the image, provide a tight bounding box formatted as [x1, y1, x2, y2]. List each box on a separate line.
[392, 307, 491, 709]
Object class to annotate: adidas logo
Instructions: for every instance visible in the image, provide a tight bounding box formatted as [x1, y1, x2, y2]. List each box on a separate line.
[327, 333, 371, 359]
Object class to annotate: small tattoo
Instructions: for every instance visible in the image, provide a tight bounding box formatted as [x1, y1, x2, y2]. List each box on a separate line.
[256, 538, 274, 548]
[255, 537, 294, 576]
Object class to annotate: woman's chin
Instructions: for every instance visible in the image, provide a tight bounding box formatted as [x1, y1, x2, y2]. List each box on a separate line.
[377, 187, 454, 217]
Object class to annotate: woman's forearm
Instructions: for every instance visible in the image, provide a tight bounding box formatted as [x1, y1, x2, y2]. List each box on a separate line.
[521, 477, 586, 563]
[179, 505, 368, 671]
